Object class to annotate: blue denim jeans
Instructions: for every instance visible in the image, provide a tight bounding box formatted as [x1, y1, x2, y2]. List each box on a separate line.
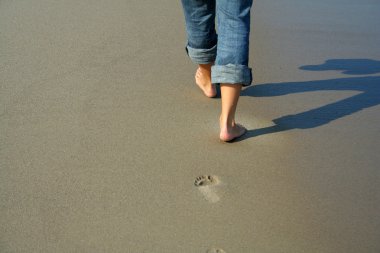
[181, 0, 253, 86]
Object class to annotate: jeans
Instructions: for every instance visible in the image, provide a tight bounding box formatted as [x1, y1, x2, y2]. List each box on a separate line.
[181, 0, 253, 86]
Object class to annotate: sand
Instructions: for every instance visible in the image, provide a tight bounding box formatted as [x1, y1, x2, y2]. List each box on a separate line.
[1, 0, 380, 252]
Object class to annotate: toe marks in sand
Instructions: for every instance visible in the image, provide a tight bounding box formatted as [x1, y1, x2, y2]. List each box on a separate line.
[194, 175, 216, 187]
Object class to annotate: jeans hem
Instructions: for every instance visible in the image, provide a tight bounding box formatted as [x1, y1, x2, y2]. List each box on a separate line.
[186, 44, 217, 64]
[211, 64, 253, 87]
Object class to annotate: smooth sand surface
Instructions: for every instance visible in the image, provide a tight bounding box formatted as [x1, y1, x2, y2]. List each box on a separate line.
[1, 0, 380, 252]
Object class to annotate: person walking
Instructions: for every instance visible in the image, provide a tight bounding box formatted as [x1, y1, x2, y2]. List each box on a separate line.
[181, 0, 253, 142]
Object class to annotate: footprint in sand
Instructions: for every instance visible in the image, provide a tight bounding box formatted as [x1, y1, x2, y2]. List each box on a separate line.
[207, 248, 226, 253]
[194, 175, 221, 203]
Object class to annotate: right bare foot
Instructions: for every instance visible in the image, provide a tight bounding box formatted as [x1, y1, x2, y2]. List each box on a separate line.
[195, 67, 216, 98]
[219, 121, 247, 142]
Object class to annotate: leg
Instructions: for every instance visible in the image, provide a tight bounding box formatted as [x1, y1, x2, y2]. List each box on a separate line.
[181, 0, 217, 97]
[213, 0, 253, 141]
[219, 84, 246, 141]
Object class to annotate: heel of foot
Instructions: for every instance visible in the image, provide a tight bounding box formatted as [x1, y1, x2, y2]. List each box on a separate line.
[219, 124, 247, 142]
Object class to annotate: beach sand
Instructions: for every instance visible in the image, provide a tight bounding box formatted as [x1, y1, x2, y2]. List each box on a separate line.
[1, 0, 380, 252]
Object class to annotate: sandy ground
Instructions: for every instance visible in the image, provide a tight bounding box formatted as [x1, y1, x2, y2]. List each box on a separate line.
[1, 0, 380, 252]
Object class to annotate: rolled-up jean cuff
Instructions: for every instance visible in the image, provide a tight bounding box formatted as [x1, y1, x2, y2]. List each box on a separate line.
[211, 64, 253, 87]
[186, 44, 217, 64]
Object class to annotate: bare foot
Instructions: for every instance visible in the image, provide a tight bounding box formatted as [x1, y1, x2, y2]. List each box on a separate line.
[219, 121, 247, 142]
[195, 67, 216, 98]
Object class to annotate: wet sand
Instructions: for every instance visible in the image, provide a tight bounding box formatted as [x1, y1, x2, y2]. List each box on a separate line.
[1, 0, 380, 252]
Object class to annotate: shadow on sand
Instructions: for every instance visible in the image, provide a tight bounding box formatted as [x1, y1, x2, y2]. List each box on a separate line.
[236, 59, 380, 142]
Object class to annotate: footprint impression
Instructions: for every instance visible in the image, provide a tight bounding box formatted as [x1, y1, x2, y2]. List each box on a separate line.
[207, 248, 226, 253]
[194, 175, 221, 203]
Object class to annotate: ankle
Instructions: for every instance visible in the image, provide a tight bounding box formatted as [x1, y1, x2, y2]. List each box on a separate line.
[219, 115, 235, 129]
[197, 68, 209, 76]
[198, 63, 212, 72]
